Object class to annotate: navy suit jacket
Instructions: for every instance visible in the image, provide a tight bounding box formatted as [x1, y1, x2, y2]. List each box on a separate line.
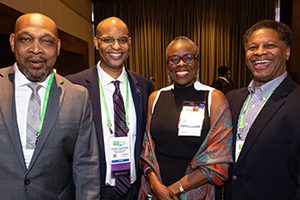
[66, 67, 153, 187]
[224, 75, 300, 200]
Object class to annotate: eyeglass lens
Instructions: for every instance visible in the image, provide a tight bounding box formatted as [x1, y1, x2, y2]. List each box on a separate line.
[168, 54, 197, 64]
[99, 36, 129, 45]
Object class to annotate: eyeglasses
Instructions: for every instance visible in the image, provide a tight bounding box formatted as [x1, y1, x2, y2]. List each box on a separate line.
[167, 54, 198, 65]
[97, 36, 130, 45]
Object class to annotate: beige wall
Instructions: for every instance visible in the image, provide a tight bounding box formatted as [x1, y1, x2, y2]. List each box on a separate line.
[0, 0, 95, 66]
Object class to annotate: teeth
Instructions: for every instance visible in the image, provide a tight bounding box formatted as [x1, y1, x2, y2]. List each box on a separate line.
[109, 53, 122, 56]
[254, 60, 271, 64]
[176, 71, 188, 75]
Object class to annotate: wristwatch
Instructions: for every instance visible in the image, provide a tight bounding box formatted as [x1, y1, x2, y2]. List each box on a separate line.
[178, 181, 185, 193]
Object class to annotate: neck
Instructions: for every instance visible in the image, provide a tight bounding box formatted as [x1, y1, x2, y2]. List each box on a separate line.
[100, 64, 123, 79]
[174, 79, 196, 88]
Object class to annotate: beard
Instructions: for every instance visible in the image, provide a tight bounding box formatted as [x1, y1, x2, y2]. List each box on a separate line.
[22, 56, 52, 82]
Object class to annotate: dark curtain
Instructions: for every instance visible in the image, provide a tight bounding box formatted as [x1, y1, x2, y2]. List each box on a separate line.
[93, 0, 276, 89]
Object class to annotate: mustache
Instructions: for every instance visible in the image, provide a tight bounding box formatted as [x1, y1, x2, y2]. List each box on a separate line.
[25, 55, 46, 63]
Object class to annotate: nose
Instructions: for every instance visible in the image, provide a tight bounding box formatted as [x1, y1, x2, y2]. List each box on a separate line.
[254, 45, 267, 55]
[112, 39, 121, 50]
[29, 40, 43, 54]
[178, 58, 186, 66]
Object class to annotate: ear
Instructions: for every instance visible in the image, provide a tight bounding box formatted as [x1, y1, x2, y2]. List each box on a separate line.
[93, 37, 99, 50]
[286, 46, 291, 60]
[128, 37, 132, 46]
[9, 34, 16, 53]
[56, 38, 61, 56]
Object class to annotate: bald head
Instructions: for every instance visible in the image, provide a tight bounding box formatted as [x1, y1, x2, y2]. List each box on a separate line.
[96, 17, 129, 37]
[14, 13, 58, 37]
[10, 12, 61, 82]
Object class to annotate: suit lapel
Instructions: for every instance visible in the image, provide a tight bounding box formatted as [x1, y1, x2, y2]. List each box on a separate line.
[28, 74, 64, 170]
[0, 68, 27, 171]
[85, 68, 105, 153]
[235, 76, 295, 168]
[126, 70, 142, 162]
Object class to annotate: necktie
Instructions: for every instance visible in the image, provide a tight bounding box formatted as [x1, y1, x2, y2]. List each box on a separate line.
[112, 80, 131, 196]
[26, 83, 42, 149]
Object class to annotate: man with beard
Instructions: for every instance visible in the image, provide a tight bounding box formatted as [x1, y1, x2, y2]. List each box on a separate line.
[0, 13, 100, 199]
[66, 16, 153, 199]
[224, 19, 300, 200]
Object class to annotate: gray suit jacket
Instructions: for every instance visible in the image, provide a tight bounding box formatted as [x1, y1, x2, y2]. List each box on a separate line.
[0, 66, 100, 200]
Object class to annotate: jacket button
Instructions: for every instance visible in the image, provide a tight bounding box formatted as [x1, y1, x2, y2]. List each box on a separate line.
[232, 175, 238, 180]
[24, 178, 31, 185]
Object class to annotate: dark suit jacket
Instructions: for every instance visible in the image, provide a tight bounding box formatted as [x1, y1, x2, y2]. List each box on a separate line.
[0, 66, 100, 200]
[224, 75, 300, 200]
[66, 67, 153, 189]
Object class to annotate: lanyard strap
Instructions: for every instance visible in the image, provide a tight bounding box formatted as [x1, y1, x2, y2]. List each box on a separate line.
[238, 92, 273, 130]
[98, 75, 130, 133]
[37, 72, 55, 134]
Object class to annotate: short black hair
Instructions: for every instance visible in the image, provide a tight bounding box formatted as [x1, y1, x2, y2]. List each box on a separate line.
[243, 19, 293, 48]
[218, 65, 231, 77]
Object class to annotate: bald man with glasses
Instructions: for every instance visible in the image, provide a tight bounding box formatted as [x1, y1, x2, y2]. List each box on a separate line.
[66, 16, 153, 200]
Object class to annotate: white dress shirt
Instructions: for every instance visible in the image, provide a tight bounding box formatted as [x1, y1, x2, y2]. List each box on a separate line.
[97, 62, 137, 186]
[14, 63, 51, 168]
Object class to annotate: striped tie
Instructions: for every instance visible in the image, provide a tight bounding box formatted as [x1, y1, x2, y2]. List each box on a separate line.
[112, 80, 131, 196]
[26, 83, 42, 149]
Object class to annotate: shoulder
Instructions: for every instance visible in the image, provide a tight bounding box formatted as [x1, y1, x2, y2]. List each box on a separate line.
[57, 73, 89, 95]
[65, 67, 97, 84]
[0, 66, 14, 77]
[127, 70, 152, 85]
[127, 70, 153, 93]
[226, 88, 247, 99]
[194, 81, 214, 92]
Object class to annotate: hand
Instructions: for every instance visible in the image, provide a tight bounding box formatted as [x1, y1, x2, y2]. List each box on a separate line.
[148, 172, 179, 200]
[151, 181, 179, 200]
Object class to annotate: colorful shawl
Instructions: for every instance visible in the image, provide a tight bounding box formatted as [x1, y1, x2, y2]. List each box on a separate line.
[138, 88, 233, 200]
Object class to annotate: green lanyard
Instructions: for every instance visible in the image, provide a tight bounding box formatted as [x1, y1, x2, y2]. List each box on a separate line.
[238, 92, 273, 130]
[238, 95, 251, 130]
[98, 76, 130, 134]
[37, 72, 55, 134]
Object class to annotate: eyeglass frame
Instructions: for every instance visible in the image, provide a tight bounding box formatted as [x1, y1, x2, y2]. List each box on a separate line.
[96, 36, 131, 45]
[167, 54, 199, 65]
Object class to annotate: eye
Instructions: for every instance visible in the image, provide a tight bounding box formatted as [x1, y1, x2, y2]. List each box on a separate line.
[18, 36, 32, 43]
[183, 54, 195, 63]
[41, 38, 55, 46]
[169, 55, 180, 64]
[265, 43, 276, 49]
[118, 37, 129, 44]
[247, 45, 257, 51]
[100, 37, 114, 43]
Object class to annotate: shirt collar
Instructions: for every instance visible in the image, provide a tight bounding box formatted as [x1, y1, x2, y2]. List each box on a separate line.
[218, 76, 229, 83]
[247, 71, 287, 100]
[96, 61, 127, 86]
[14, 63, 51, 89]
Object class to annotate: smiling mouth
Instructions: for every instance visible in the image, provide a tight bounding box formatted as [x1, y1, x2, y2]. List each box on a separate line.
[254, 60, 272, 65]
[108, 52, 123, 59]
[252, 59, 272, 69]
[175, 71, 189, 77]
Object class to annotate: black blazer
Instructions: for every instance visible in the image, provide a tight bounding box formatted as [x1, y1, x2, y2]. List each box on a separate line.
[66, 67, 153, 188]
[224, 75, 300, 200]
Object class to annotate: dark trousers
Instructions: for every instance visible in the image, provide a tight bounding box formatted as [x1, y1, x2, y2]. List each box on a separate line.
[101, 180, 140, 200]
